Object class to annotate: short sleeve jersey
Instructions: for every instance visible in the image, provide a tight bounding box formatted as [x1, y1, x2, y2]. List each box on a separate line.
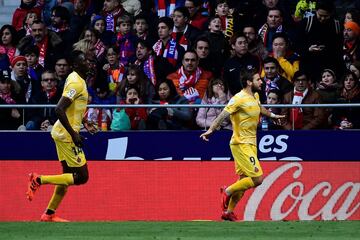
[51, 72, 88, 142]
[224, 90, 261, 146]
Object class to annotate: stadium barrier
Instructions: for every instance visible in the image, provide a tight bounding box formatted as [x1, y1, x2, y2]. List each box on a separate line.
[0, 130, 359, 221]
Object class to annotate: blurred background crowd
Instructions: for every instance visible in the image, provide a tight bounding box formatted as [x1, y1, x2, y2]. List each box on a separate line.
[0, 0, 359, 131]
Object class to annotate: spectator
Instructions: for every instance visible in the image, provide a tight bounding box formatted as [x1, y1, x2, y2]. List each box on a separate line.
[87, 82, 116, 131]
[70, 0, 91, 42]
[133, 13, 156, 47]
[153, 17, 185, 68]
[316, 68, 341, 127]
[147, 79, 193, 130]
[167, 50, 212, 104]
[214, 0, 236, 41]
[343, 21, 360, 70]
[185, 0, 209, 31]
[270, 32, 300, 81]
[296, 0, 344, 83]
[115, 14, 137, 66]
[91, 15, 115, 47]
[258, 8, 286, 52]
[102, 45, 126, 96]
[261, 57, 293, 103]
[22, 45, 44, 82]
[332, 71, 360, 129]
[316, 68, 340, 104]
[25, 70, 60, 130]
[205, 16, 230, 69]
[102, 0, 125, 33]
[193, 36, 218, 76]
[196, 78, 232, 130]
[48, 5, 74, 51]
[10, 55, 40, 104]
[293, 0, 316, 22]
[54, 56, 71, 94]
[122, 86, 147, 130]
[350, 61, 360, 79]
[281, 70, 326, 130]
[259, 88, 283, 130]
[134, 39, 174, 87]
[17, 11, 38, 39]
[18, 20, 64, 70]
[0, 25, 20, 63]
[0, 69, 21, 130]
[118, 64, 155, 104]
[344, 8, 360, 25]
[80, 28, 106, 62]
[12, 0, 43, 31]
[172, 6, 201, 51]
[73, 39, 95, 56]
[223, 33, 261, 96]
[243, 24, 268, 60]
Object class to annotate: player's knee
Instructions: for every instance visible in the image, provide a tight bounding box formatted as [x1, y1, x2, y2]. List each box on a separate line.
[252, 176, 264, 187]
[73, 170, 89, 185]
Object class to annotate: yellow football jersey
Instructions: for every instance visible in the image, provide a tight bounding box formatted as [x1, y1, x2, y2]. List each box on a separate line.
[51, 71, 88, 142]
[224, 90, 261, 146]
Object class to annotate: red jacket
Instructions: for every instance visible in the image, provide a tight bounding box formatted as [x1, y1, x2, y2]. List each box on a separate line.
[12, 7, 42, 31]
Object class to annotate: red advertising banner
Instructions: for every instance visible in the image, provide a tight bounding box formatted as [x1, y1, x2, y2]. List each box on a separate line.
[0, 161, 359, 221]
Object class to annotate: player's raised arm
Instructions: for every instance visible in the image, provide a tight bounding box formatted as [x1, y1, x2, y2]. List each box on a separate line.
[200, 110, 230, 141]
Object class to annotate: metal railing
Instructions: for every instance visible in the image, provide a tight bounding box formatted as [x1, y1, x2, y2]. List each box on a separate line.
[1, 103, 360, 131]
[1, 103, 360, 108]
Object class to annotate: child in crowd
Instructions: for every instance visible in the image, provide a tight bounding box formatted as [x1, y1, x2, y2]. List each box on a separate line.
[12, 0, 43, 31]
[122, 86, 147, 130]
[18, 11, 38, 39]
[102, 45, 126, 96]
[102, 0, 125, 32]
[214, 0, 234, 40]
[116, 14, 137, 66]
[87, 82, 116, 131]
[91, 15, 116, 46]
[118, 64, 155, 104]
[23, 45, 43, 82]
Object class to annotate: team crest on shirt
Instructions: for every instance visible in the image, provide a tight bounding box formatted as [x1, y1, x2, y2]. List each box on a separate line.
[76, 157, 81, 163]
[67, 89, 76, 98]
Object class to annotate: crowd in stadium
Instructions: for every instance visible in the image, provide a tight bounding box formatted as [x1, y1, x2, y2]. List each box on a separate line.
[0, 0, 359, 131]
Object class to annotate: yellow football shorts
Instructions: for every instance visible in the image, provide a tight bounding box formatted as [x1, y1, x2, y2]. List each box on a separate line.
[230, 143, 263, 177]
[54, 140, 86, 167]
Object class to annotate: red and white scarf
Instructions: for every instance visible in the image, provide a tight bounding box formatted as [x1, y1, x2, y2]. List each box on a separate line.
[177, 66, 202, 91]
[94, 39, 105, 58]
[290, 88, 308, 129]
[36, 37, 48, 67]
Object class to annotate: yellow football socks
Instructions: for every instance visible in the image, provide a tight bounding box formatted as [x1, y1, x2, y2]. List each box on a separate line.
[40, 173, 74, 186]
[47, 185, 68, 211]
[228, 190, 245, 212]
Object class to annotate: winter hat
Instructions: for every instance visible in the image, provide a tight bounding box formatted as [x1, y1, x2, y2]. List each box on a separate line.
[344, 21, 360, 35]
[91, 15, 106, 29]
[11, 55, 27, 67]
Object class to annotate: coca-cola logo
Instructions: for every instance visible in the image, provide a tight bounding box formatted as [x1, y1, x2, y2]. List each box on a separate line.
[244, 163, 360, 220]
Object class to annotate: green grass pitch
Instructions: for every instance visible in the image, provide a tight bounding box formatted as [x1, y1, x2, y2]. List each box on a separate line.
[1, 221, 359, 240]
